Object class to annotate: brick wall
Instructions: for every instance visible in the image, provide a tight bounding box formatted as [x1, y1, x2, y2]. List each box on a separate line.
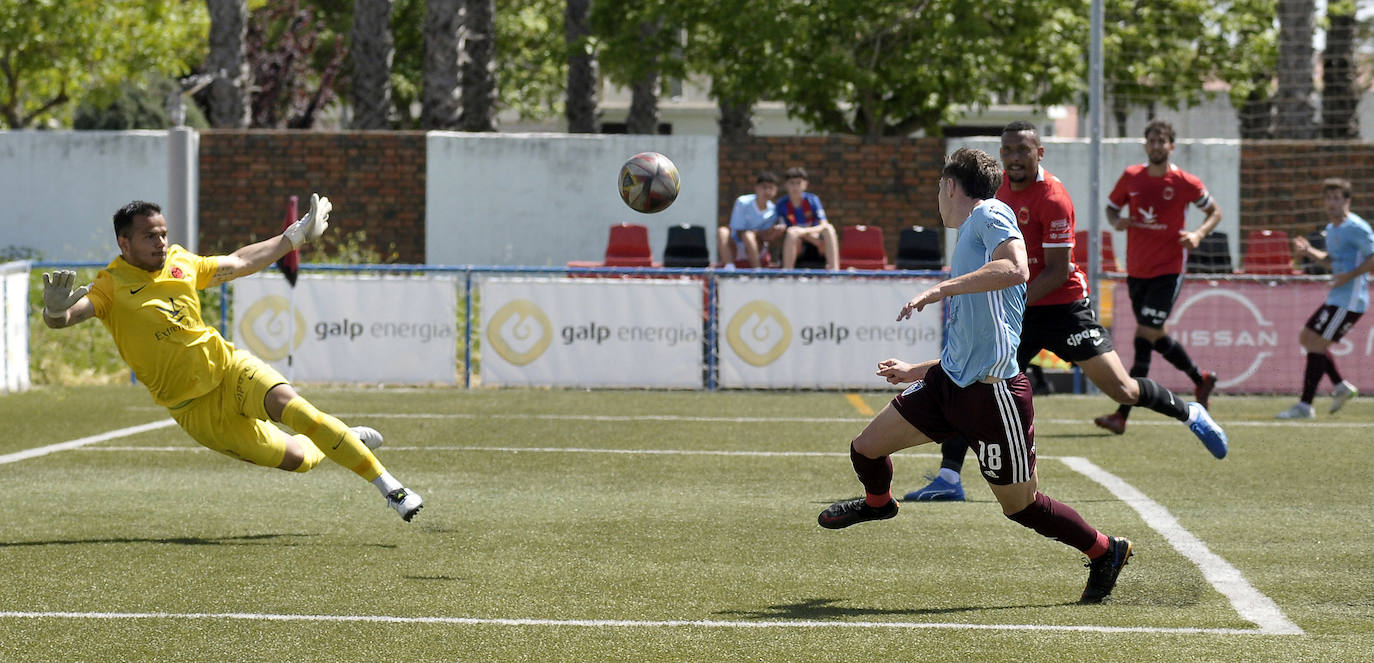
[1240, 141, 1374, 236]
[718, 136, 947, 263]
[198, 131, 427, 263]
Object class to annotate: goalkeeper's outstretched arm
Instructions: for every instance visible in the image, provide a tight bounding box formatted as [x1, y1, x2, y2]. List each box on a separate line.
[41, 270, 94, 330]
[208, 194, 332, 286]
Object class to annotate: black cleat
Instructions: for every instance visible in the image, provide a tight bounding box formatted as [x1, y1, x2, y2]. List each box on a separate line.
[817, 497, 898, 529]
[1080, 536, 1133, 604]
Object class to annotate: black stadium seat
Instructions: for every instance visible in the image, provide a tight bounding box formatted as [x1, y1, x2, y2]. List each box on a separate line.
[662, 224, 710, 268]
[895, 226, 943, 270]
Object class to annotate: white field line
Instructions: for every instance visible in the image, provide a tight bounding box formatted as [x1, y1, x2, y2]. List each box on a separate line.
[1059, 456, 1304, 636]
[0, 610, 1262, 636]
[0, 420, 176, 466]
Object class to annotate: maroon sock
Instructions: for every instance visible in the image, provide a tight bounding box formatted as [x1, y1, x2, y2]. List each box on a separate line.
[849, 443, 893, 504]
[1006, 492, 1101, 553]
[1325, 353, 1344, 385]
[1302, 353, 1327, 404]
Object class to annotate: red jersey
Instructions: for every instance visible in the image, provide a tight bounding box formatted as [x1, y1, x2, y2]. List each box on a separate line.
[1107, 163, 1211, 278]
[996, 167, 1088, 306]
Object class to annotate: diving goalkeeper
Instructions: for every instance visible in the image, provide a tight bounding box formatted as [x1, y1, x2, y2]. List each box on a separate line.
[41, 197, 423, 522]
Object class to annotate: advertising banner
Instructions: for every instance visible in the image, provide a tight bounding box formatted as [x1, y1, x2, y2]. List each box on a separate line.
[1111, 279, 1374, 394]
[233, 274, 458, 384]
[480, 277, 704, 388]
[717, 278, 943, 389]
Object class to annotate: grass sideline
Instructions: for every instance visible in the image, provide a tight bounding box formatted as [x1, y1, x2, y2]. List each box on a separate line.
[0, 385, 1371, 662]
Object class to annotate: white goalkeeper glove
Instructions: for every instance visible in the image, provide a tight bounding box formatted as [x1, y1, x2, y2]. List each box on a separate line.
[283, 193, 332, 249]
[42, 270, 91, 319]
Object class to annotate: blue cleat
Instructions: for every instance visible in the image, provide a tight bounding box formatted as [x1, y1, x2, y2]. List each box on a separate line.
[1186, 402, 1228, 459]
[902, 475, 965, 502]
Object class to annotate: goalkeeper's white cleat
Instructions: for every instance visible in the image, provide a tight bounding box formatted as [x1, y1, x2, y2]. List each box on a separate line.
[1330, 381, 1358, 414]
[1275, 402, 1315, 420]
[350, 426, 383, 450]
[385, 487, 424, 522]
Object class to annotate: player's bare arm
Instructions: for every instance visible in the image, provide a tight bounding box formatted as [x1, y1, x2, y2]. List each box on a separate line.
[40, 270, 95, 329]
[1179, 200, 1222, 248]
[210, 193, 333, 287]
[876, 358, 937, 384]
[1293, 235, 1328, 263]
[899, 238, 1028, 321]
[1106, 204, 1130, 231]
[1025, 245, 1072, 306]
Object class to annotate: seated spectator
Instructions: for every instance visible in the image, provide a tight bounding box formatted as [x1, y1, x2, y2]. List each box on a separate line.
[776, 167, 840, 270]
[718, 171, 784, 268]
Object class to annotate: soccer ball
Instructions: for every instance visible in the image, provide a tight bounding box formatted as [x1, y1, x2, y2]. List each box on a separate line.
[618, 152, 681, 213]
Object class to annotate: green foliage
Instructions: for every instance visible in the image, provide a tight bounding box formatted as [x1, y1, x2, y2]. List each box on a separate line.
[496, 0, 565, 121]
[590, 0, 690, 99]
[73, 74, 210, 130]
[0, 0, 207, 128]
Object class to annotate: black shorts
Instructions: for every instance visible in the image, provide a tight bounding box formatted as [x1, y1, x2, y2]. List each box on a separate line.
[1018, 299, 1115, 369]
[1127, 274, 1185, 329]
[890, 364, 1036, 486]
[1305, 304, 1363, 342]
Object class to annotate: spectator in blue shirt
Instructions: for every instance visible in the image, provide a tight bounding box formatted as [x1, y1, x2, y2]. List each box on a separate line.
[718, 171, 783, 268]
[776, 167, 840, 270]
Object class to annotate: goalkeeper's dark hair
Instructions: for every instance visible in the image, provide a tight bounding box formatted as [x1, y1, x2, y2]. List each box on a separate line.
[1002, 120, 1041, 145]
[942, 148, 1002, 200]
[113, 201, 162, 238]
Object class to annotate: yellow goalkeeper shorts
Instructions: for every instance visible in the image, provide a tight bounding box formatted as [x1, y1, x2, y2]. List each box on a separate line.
[169, 349, 291, 468]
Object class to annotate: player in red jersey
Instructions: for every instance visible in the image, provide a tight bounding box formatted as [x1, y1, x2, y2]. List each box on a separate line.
[906, 122, 1228, 502]
[1094, 119, 1221, 435]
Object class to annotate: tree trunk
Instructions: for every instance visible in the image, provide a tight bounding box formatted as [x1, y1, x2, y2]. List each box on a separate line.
[1321, 8, 1358, 140]
[422, 0, 461, 129]
[564, 0, 599, 133]
[351, 0, 394, 129]
[625, 19, 661, 135]
[1275, 0, 1316, 139]
[1238, 79, 1274, 139]
[458, 0, 497, 132]
[717, 98, 752, 139]
[206, 0, 250, 128]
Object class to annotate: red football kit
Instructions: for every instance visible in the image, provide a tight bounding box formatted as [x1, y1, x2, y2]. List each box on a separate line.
[1107, 163, 1211, 278]
[997, 167, 1089, 306]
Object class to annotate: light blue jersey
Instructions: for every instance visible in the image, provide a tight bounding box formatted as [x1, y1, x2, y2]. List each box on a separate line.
[1325, 213, 1374, 313]
[941, 200, 1026, 388]
[728, 194, 777, 251]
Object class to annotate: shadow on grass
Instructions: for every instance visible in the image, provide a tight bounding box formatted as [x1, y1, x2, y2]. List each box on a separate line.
[0, 533, 396, 549]
[716, 597, 1078, 621]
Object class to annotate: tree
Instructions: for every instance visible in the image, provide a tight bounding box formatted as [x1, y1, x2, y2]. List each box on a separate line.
[1204, 0, 1278, 139]
[1321, 0, 1359, 139]
[245, 0, 348, 129]
[680, 0, 787, 138]
[351, 0, 394, 128]
[421, 0, 461, 129]
[73, 74, 210, 129]
[458, 0, 497, 131]
[0, 0, 206, 128]
[207, 0, 250, 127]
[591, 0, 686, 134]
[1275, 0, 1316, 138]
[772, 0, 1083, 137]
[564, 0, 598, 132]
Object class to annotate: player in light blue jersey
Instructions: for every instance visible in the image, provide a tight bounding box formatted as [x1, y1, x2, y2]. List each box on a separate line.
[1279, 178, 1374, 418]
[818, 148, 1133, 603]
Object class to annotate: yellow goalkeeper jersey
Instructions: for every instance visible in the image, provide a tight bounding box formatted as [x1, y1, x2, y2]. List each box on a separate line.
[87, 245, 234, 408]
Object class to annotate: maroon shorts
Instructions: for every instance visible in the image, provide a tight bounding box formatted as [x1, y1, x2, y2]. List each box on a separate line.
[1305, 304, 1363, 342]
[891, 364, 1036, 486]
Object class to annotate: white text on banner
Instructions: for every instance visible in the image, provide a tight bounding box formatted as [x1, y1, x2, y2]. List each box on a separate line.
[480, 278, 703, 388]
[232, 274, 458, 384]
[717, 278, 942, 389]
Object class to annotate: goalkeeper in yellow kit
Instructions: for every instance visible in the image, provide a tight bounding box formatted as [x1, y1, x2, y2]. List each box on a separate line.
[41, 196, 423, 521]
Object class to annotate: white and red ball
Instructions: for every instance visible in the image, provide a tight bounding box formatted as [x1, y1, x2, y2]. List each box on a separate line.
[618, 152, 681, 213]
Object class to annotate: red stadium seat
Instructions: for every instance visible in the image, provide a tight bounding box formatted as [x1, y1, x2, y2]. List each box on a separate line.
[604, 223, 658, 267]
[1242, 229, 1298, 275]
[1073, 231, 1119, 272]
[838, 225, 892, 270]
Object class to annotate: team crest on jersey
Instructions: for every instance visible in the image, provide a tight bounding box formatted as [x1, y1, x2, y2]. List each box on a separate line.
[170, 266, 184, 279]
[1017, 206, 1031, 224]
[1162, 186, 1175, 201]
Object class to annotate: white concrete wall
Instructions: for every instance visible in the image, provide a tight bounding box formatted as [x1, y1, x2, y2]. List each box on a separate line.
[946, 137, 1241, 269]
[425, 133, 719, 266]
[0, 131, 170, 261]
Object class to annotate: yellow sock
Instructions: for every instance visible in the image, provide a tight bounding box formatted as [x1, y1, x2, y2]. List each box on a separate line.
[280, 397, 384, 481]
[290, 435, 326, 473]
